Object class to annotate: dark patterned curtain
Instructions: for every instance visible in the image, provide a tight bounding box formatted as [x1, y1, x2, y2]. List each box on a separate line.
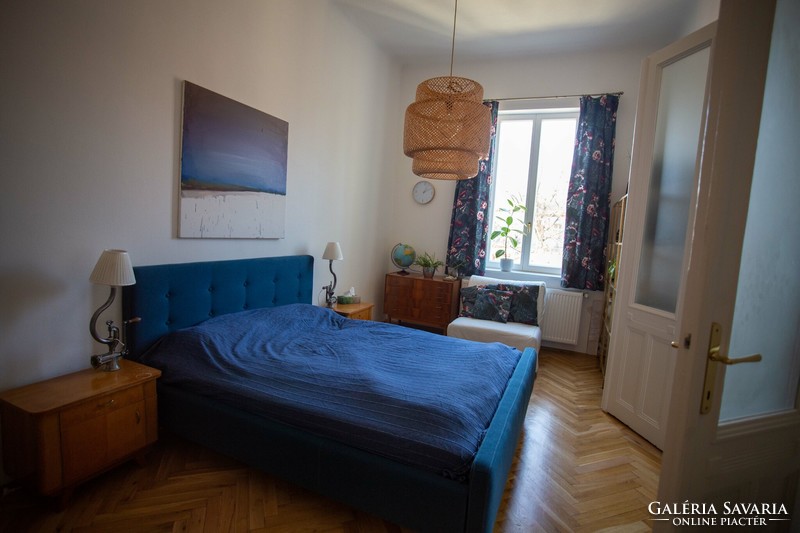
[446, 101, 499, 277]
[561, 94, 619, 290]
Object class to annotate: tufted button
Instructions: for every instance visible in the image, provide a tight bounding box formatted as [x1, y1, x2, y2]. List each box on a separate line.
[208, 286, 214, 293]
[165, 291, 172, 298]
[165, 319, 172, 326]
[243, 281, 249, 287]
[208, 311, 214, 317]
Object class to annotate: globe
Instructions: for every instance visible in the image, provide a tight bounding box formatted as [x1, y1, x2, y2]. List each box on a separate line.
[391, 243, 416, 274]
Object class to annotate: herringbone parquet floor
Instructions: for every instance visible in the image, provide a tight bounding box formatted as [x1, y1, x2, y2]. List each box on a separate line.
[0, 350, 661, 532]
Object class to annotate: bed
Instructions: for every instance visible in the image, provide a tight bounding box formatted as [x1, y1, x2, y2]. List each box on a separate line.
[122, 255, 536, 532]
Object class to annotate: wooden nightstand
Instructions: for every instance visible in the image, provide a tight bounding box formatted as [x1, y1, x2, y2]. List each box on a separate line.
[0, 359, 160, 502]
[333, 302, 374, 320]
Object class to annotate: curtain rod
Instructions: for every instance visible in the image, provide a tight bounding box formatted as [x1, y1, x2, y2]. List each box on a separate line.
[491, 91, 623, 102]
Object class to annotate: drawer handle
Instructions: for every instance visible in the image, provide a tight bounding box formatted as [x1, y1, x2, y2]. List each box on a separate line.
[99, 399, 116, 409]
[135, 410, 141, 424]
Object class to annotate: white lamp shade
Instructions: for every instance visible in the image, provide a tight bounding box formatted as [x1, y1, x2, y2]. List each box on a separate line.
[322, 242, 343, 261]
[90, 249, 136, 286]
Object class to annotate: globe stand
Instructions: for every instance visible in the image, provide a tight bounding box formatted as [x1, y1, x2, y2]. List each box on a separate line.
[395, 268, 411, 276]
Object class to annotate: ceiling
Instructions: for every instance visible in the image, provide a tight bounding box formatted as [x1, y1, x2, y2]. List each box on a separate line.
[332, 0, 711, 66]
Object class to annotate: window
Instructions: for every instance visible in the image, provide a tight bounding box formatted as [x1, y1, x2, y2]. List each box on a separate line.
[487, 107, 578, 275]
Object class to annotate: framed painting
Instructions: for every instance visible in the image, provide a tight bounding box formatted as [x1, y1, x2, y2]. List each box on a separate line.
[179, 81, 288, 238]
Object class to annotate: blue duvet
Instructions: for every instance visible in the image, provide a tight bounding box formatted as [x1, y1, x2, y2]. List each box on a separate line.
[140, 303, 521, 480]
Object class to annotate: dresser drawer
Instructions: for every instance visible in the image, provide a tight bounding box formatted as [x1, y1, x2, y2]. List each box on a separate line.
[386, 275, 414, 288]
[419, 300, 450, 319]
[422, 287, 452, 303]
[384, 273, 461, 332]
[61, 385, 144, 427]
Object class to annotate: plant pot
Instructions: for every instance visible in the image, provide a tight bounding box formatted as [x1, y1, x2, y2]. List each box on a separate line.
[500, 258, 513, 272]
[422, 266, 436, 278]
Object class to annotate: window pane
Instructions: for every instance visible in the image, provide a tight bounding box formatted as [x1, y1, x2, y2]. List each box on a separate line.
[529, 118, 575, 268]
[489, 120, 532, 264]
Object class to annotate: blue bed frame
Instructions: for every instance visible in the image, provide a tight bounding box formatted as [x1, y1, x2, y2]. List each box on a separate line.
[123, 255, 536, 532]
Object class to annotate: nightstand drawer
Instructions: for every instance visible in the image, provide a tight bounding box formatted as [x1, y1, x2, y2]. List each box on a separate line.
[333, 302, 374, 321]
[61, 385, 144, 427]
[346, 308, 372, 320]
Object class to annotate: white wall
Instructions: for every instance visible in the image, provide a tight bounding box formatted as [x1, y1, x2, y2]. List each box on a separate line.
[0, 0, 401, 393]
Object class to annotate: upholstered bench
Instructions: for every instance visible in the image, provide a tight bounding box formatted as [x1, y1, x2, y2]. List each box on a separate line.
[447, 275, 545, 354]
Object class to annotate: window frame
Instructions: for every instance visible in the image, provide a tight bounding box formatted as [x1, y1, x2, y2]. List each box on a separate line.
[486, 107, 579, 276]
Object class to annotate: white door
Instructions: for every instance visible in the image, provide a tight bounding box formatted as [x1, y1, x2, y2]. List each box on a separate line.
[601, 24, 716, 449]
[657, 0, 800, 528]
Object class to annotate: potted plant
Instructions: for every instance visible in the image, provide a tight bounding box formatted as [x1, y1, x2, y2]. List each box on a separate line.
[414, 252, 444, 278]
[445, 258, 466, 280]
[491, 195, 528, 272]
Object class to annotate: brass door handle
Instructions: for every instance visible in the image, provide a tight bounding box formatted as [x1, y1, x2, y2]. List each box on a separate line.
[708, 347, 762, 365]
[701, 322, 762, 414]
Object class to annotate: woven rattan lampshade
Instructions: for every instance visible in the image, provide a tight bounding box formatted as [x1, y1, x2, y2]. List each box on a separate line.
[404, 76, 491, 180]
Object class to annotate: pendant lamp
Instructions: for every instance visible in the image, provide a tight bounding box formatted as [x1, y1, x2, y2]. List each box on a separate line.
[403, 0, 491, 180]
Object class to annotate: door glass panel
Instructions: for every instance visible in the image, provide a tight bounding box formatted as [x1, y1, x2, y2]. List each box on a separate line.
[720, 7, 800, 421]
[635, 46, 710, 312]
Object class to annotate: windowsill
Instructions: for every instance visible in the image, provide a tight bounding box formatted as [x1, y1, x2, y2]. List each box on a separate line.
[481, 268, 563, 288]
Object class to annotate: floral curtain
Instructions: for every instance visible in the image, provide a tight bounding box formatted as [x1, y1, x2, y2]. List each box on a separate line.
[446, 100, 499, 277]
[561, 94, 619, 290]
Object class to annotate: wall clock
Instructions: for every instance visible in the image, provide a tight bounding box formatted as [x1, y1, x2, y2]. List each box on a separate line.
[412, 180, 435, 205]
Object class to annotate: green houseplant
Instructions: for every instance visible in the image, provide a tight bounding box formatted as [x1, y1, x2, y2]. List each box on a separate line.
[491, 195, 528, 272]
[414, 252, 444, 278]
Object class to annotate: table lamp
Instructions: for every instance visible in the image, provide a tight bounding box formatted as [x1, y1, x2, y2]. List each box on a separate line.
[322, 242, 343, 307]
[89, 249, 137, 371]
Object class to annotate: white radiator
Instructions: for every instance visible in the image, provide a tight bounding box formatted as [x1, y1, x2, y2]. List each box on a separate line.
[540, 289, 583, 345]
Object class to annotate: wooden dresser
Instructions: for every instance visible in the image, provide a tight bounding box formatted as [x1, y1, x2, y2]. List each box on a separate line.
[384, 272, 462, 333]
[0, 359, 160, 501]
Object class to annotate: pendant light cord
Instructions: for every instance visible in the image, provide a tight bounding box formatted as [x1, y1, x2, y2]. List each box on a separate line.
[449, 0, 458, 76]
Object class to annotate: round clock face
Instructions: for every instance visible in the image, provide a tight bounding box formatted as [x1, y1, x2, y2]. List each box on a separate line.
[412, 180, 435, 204]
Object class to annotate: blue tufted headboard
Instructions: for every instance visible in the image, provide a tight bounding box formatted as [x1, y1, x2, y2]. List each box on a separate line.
[122, 255, 314, 359]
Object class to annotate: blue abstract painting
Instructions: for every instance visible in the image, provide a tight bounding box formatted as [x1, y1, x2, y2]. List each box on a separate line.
[179, 81, 288, 238]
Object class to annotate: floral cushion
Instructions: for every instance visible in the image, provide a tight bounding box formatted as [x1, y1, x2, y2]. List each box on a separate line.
[497, 283, 540, 326]
[472, 288, 514, 323]
[459, 284, 498, 317]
